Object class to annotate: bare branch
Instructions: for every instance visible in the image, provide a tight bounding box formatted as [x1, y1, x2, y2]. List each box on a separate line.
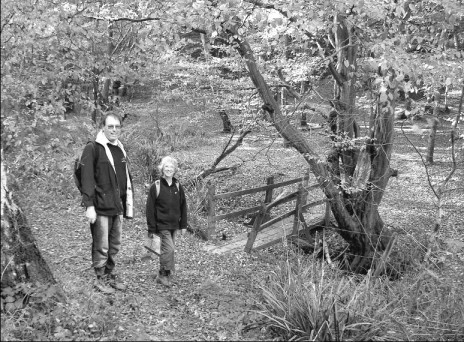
[83, 15, 161, 23]
[243, 0, 292, 20]
[82, 14, 207, 35]
[328, 61, 345, 87]
[1, 11, 16, 34]
[400, 121, 440, 200]
[438, 85, 463, 192]
[276, 68, 301, 100]
[315, 40, 346, 87]
[186, 129, 252, 186]
[110, 27, 132, 56]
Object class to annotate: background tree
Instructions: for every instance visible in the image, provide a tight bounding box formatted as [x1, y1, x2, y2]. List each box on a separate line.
[1, 152, 63, 310]
[182, 0, 463, 271]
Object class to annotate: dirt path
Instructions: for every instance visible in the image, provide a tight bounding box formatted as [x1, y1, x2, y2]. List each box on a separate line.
[21, 188, 277, 341]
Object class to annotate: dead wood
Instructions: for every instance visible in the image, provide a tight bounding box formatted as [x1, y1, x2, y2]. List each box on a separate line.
[185, 129, 251, 188]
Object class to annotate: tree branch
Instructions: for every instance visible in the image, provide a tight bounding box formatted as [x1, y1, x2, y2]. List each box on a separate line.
[243, 0, 293, 20]
[186, 129, 251, 187]
[328, 61, 345, 87]
[81, 14, 208, 37]
[438, 85, 463, 193]
[1, 11, 16, 34]
[276, 68, 301, 100]
[83, 15, 161, 23]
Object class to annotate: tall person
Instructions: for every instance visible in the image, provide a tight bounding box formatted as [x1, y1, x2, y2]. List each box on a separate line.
[80, 112, 134, 294]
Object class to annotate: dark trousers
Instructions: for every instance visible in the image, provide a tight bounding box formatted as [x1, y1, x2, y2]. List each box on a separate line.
[159, 229, 177, 273]
[90, 215, 123, 276]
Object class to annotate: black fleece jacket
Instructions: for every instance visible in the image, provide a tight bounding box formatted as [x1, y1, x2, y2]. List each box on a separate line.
[146, 177, 187, 234]
[80, 141, 133, 217]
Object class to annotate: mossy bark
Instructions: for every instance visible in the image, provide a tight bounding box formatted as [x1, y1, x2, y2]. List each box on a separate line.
[1, 155, 60, 289]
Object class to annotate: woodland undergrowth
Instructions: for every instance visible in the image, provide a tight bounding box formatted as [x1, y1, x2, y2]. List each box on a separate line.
[1, 87, 464, 341]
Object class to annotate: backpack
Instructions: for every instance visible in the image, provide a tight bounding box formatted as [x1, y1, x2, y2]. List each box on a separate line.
[154, 179, 179, 198]
[74, 141, 99, 194]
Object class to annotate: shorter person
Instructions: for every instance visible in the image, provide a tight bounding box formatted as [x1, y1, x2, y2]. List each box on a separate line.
[145, 156, 187, 286]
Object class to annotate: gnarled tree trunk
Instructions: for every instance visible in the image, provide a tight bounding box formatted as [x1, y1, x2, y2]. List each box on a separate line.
[226, 14, 394, 272]
[1, 152, 59, 290]
[331, 14, 360, 181]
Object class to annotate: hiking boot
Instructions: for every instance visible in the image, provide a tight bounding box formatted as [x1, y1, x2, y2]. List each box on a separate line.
[94, 276, 115, 294]
[167, 271, 177, 285]
[156, 271, 171, 287]
[106, 273, 127, 291]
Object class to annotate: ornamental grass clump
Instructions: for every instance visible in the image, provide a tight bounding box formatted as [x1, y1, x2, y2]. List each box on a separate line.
[256, 251, 464, 341]
[255, 257, 395, 341]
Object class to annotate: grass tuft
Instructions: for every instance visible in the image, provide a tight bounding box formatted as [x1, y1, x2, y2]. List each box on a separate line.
[256, 254, 464, 341]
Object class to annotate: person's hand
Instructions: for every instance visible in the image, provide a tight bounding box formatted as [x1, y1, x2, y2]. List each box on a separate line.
[85, 206, 97, 224]
[179, 229, 186, 236]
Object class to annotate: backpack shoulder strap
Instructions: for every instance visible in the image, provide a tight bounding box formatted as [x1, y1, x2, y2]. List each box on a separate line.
[90, 141, 99, 162]
[154, 179, 180, 198]
[155, 180, 160, 198]
[80, 141, 98, 162]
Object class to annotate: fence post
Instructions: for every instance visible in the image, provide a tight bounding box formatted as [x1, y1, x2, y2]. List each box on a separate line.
[302, 169, 309, 205]
[292, 173, 309, 235]
[244, 203, 266, 253]
[324, 199, 331, 228]
[263, 176, 274, 222]
[247, 176, 273, 226]
[206, 184, 216, 240]
[292, 183, 303, 235]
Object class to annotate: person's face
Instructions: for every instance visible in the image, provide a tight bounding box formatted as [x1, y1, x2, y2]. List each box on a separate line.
[103, 115, 122, 143]
[163, 162, 176, 178]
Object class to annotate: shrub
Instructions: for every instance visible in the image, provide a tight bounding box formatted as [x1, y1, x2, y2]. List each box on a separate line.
[123, 114, 210, 186]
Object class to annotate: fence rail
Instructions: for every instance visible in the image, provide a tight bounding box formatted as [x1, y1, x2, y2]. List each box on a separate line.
[213, 175, 309, 199]
[205, 173, 328, 252]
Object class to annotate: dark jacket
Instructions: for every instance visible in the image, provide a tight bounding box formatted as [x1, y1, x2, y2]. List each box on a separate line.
[80, 141, 133, 217]
[146, 177, 187, 234]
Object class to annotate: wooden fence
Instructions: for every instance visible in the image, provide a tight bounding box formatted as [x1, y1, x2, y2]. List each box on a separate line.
[205, 173, 329, 252]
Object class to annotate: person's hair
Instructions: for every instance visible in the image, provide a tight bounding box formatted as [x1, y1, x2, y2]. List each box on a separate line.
[100, 112, 122, 128]
[158, 156, 179, 176]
